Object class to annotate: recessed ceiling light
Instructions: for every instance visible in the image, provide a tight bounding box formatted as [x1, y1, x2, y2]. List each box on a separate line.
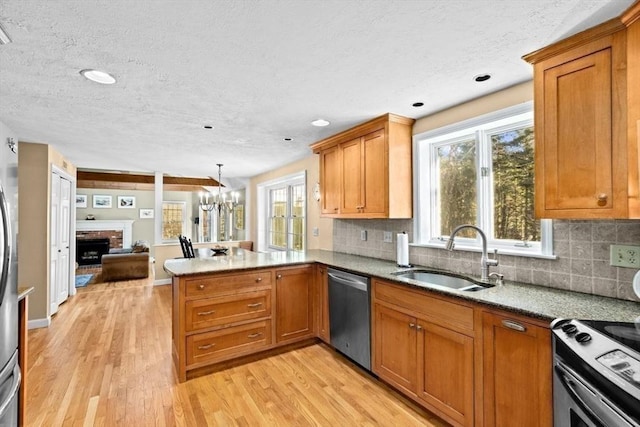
[79, 69, 116, 85]
[311, 119, 330, 127]
[203, 125, 214, 129]
[412, 102, 424, 107]
[474, 74, 491, 82]
[283, 137, 293, 141]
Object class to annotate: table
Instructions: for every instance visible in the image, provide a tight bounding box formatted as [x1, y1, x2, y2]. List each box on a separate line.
[195, 246, 251, 258]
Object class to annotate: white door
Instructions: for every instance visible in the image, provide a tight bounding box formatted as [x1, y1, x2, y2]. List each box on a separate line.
[50, 173, 71, 315]
[57, 176, 71, 303]
[50, 173, 60, 315]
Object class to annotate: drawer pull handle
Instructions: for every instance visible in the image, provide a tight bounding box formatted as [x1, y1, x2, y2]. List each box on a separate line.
[198, 284, 205, 290]
[247, 332, 263, 339]
[255, 277, 262, 282]
[197, 310, 216, 316]
[502, 320, 526, 332]
[247, 303, 263, 308]
[198, 343, 215, 350]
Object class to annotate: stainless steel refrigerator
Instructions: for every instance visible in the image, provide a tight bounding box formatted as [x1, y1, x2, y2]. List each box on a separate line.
[0, 156, 20, 423]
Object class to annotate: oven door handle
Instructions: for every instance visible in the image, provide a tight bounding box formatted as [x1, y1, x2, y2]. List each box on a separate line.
[555, 362, 637, 427]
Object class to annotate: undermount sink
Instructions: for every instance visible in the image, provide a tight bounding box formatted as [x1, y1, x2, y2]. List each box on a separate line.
[392, 269, 493, 292]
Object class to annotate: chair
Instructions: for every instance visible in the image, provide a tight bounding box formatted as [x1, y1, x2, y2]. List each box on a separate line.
[178, 235, 195, 258]
[238, 240, 253, 251]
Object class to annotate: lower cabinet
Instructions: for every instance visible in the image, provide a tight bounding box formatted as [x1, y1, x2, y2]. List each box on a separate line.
[482, 310, 552, 427]
[173, 265, 314, 382]
[373, 280, 476, 427]
[275, 265, 314, 343]
[373, 279, 552, 427]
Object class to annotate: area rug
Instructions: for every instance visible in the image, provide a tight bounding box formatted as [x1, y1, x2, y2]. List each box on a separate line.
[75, 274, 93, 288]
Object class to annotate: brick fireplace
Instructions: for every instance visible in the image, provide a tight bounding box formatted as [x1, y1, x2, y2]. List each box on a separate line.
[76, 220, 134, 266]
[76, 229, 124, 249]
[76, 219, 135, 249]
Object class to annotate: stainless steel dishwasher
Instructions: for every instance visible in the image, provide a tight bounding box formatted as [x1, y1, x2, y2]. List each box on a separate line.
[328, 267, 371, 371]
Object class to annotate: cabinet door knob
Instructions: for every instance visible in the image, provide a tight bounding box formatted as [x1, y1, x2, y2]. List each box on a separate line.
[198, 284, 205, 290]
[416, 325, 423, 331]
[277, 274, 282, 279]
[333, 207, 339, 211]
[597, 193, 608, 206]
[409, 323, 415, 329]
[255, 277, 262, 282]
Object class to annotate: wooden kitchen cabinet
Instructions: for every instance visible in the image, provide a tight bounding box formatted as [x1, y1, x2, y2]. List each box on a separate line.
[524, 6, 640, 219]
[373, 304, 417, 396]
[275, 265, 314, 343]
[315, 264, 330, 343]
[482, 310, 552, 427]
[310, 113, 415, 219]
[319, 145, 341, 215]
[372, 280, 476, 427]
[172, 269, 275, 382]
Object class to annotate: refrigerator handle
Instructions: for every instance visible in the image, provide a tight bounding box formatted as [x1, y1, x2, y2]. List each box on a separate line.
[0, 363, 21, 419]
[0, 185, 11, 306]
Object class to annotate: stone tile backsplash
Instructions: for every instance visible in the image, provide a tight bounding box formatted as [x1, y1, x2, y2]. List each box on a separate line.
[333, 219, 640, 302]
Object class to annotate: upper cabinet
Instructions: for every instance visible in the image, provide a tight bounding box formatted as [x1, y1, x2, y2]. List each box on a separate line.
[523, 2, 640, 219]
[310, 113, 415, 219]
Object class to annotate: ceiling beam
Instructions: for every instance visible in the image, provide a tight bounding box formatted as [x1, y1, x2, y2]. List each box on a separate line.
[77, 171, 222, 192]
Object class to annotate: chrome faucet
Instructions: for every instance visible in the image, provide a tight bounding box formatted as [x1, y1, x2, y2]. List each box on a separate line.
[445, 224, 498, 282]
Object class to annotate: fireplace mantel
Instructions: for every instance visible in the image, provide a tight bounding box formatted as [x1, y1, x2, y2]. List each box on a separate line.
[76, 220, 135, 248]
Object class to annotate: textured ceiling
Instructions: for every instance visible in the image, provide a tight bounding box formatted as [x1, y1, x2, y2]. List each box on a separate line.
[0, 0, 634, 182]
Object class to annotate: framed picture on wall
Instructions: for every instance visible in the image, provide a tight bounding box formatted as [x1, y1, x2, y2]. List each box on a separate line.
[93, 195, 112, 208]
[76, 194, 88, 208]
[139, 208, 154, 219]
[117, 196, 136, 208]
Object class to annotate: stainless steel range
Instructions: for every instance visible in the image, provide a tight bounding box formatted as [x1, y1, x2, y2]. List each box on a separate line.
[551, 318, 640, 426]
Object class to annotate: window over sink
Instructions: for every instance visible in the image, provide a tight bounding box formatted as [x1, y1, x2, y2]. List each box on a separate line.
[414, 102, 554, 258]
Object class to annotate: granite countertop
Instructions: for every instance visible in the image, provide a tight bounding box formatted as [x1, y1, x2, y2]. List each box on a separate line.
[18, 286, 35, 301]
[164, 249, 640, 324]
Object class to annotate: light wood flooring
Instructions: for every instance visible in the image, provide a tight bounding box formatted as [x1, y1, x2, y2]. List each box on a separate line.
[26, 276, 449, 426]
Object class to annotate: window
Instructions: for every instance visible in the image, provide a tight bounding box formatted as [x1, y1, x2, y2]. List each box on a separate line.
[257, 171, 306, 252]
[162, 201, 186, 243]
[268, 183, 305, 251]
[415, 102, 553, 257]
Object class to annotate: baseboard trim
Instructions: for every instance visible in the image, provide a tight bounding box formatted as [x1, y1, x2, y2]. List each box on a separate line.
[154, 278, 171, 286]
[28, 317, 51, 329]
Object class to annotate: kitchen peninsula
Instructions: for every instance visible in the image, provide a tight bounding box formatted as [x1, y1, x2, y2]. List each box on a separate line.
[165, 249, 639, 427]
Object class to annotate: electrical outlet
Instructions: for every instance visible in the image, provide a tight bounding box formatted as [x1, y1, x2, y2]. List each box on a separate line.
[383, 231, 393, 243]
[610, 244, 640, 268]
[360, 230, 367, 241]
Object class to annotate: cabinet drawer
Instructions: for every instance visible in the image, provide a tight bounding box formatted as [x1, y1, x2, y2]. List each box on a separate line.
[374, 280, 475, 335]
[185, 290, 271, 332]
[185, 270, 272, 298]
[186, 320, 272, 366]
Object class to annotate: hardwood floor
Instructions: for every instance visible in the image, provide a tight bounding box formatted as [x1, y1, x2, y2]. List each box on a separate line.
[26, 277, 449, 426]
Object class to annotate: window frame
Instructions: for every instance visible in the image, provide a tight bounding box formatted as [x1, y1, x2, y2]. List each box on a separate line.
[161, 200, 187, 243]
[257, 171, 306, 252]
[414, 102, 555, 259]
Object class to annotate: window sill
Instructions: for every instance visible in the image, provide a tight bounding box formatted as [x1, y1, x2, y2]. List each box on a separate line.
[410, 242, 558, 260]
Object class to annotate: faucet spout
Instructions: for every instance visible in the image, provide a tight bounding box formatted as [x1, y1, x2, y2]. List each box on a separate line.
[445, 224, 498, 282]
